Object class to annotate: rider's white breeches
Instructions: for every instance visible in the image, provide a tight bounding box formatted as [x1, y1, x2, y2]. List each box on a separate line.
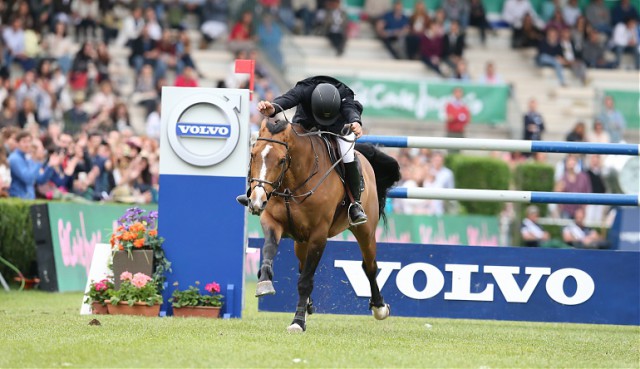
[339, 132, 356, 163]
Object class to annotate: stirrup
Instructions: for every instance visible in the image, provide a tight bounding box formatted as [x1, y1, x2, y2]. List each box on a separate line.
[348, 202, 368, 226]
[236, 194, 249, 206]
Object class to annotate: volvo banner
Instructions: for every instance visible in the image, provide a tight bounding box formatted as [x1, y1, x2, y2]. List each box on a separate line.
[255, 239, 640, 325]
[160, 88, 250, 318]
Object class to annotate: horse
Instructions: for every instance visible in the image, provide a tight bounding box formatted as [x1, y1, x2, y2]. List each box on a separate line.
[246, 118, 400, 332]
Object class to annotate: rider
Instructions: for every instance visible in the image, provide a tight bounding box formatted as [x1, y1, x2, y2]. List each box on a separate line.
[236, 75, 368, 225]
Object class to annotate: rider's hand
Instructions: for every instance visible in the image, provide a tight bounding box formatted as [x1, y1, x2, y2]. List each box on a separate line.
[350, 122, 363, 138]
[257, 100, 276, 117]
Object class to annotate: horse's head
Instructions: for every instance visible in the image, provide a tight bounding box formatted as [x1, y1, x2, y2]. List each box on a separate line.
[247, 119, 292, 215]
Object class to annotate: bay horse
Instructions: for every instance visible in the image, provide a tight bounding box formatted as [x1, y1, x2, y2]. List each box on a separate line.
[246, 119, 400, 332]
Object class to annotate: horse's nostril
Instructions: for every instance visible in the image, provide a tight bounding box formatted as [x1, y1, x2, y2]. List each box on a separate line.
[261, 200, 268, 209]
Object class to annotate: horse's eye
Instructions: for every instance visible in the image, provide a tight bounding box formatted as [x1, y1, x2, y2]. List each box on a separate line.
[279, 158, 286, 165]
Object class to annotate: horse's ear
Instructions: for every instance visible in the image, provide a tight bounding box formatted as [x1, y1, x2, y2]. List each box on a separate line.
[259, 118, 269, 133]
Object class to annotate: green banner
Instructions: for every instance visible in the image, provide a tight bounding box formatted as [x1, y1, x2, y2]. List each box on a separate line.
[339, 77, 510, 124]
[247, 213, 499, 246]
[46, 203, 155, 292]
[602, 89, 640, 130]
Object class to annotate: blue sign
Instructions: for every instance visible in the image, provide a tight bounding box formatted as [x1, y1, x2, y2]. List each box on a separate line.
[608, 207, 640, 252]
[176, 123, 231, 138]
[253, 239, 640, 325]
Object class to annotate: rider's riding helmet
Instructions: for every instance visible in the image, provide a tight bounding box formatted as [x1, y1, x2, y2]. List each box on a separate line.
[311, 83, 341, 126]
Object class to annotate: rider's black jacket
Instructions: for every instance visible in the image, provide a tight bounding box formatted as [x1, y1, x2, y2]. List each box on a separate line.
[270, 76, 363, 135]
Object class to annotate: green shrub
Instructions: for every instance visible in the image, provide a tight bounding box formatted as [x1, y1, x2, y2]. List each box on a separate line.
[0, 199, 41, 279]
[451, 156, 510, 215]
[514, 162, 555, 217]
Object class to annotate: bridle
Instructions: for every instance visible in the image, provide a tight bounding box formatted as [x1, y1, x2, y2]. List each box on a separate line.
[248, 136, 292, 201]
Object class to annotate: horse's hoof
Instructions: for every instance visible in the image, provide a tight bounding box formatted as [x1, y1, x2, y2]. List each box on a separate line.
[372, 303, 391, 320]
[255, 281, 276, 297]
[287, 323, 305, 333]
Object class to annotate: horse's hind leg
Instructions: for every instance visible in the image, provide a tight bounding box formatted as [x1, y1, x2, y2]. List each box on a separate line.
[256, 217, 283, 297]
[352, 227, 391, 320]
[288, 238, 326, 333]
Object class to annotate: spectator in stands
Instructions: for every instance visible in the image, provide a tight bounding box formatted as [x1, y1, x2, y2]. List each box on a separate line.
[156, 29, 179, 77]
[292, 0, 317, 35]
[523, 97, 545, 141]
[503, 0, 543, 48]
[115, 6, 145, 48]
[15, 70, 42, 108]
[611, 0, 639, 27]
[0, 144, 10, 197]
[406, 1, 430, 60]
[364, 0, 393, 23]
[421, 162, 444, 215]
[536, 28, 568, 87]
[468, 0, 491, 45]
[431, 151, 454, 189]
[8, 130, 59, 199]
[585, 0, 611, 35]
[63, 92, 90, 135]
[375, 0, 409, 59]
[1, 127, 19, 154]
[91, 140, 115, 201]
[562, 0, 582, 27]
[587, 119, 611, 143]
[146, 101, 161, 141]
[0, 95, 19, 129]
[570, 16, 588, 57]
[445, 87, 470, 139]
[72, 0, 99, 42]
[129, 25, 160, 78]
[598, 96, 626, 143]
[34, 0, 54, 34]
[315, 0, 349, 57]
[612, 17, 640, 70]
[541, 0, 560, 22]
[42, 21, 74, 74]
[95, 42, 111, 82]
[555, 154, 591, 219]
[477, 61, 504, 84]
[53, 0, 73, 25]
[545, 9, 569, 33]
[258, 13, 284, 67]
[132, 64, 158, 115]
[3, 17, 35, 71]
[177, 30, 200, 75]
[17, 97, 39, 129]
[394, 162, 428, 214]
[582, 29, 616, 69]
[200, 0, 229, 48]
[70, 42, 96, 92]
[419, 23, 445, 76]
[230, 11, 255, 42]
[562, 208, 607, 248]
[174, 65, 199, 87]
[452, 59, 471, 81]
[521, 205, 549, 247]
[442, 0, 469, 29]
[512, 13, 544, 48]
[566, 121, 586, 142]
[442, 20, 465, 72]
[144, 7, 163, 41]
[559, 28, 587, 85]
[108, 102, 132, 132]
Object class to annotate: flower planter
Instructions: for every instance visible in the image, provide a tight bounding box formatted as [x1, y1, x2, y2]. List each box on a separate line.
[173, 306, 221, 318]
[112, 250, 154, 290]
[91, 302, 109, 315]
[105, 300, 160, 317]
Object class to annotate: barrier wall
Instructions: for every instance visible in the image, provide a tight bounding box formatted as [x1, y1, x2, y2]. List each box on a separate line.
[255, 238, 640, 326]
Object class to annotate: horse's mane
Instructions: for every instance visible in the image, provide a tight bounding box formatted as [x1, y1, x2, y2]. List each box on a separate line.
[266, 120, 289, 134]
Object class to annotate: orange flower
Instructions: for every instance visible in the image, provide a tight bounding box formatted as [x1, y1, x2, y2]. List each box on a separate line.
[130, 222, 146, 233]
[148, 230, 157, 237]
[119, 245, 124, 251]
[134, 238, 145, 248]
[117, 225, 125, 232]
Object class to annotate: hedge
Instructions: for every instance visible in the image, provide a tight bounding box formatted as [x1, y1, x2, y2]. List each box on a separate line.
[0, 199, 41, 280]
[513, 162, 555, 217]
[450, 155, 511, 216]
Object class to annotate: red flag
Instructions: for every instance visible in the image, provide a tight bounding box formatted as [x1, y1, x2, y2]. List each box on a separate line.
[235, 59, 255, 100]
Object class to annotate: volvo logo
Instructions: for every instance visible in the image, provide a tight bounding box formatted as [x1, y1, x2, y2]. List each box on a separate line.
[167, 93, 242, 167]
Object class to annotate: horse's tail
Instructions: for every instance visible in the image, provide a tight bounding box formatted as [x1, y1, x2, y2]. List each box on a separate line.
[355, 143, 400, 226]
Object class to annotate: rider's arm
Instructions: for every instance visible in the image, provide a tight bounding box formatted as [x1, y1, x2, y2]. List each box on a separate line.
[340, 96, 362, 126]
[271, 85, 304, 117]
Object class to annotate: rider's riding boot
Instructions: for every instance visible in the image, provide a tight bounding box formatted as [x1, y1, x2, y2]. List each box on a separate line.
[345, 161, 367, 226]
[236, 192, 250, 206]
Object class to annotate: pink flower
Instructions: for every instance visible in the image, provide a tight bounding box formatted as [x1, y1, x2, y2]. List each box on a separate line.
[205, 282, 220, 294]
[131, 273, 152, 288]
[120, 271, 133, 281]
[94, 282, 107, 292]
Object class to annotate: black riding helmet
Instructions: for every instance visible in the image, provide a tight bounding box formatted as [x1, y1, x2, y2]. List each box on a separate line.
[311, 83, 341, 126]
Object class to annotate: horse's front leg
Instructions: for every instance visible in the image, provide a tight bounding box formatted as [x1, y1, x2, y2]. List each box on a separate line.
[256, 218, 283, 297]
[288, 237, 327, 333]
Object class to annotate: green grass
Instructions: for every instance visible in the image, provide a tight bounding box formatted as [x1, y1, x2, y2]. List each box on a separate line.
[1, 283, 638, 368]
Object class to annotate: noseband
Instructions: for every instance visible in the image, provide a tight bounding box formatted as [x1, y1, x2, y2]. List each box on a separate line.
[248, 137, 291, 200]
